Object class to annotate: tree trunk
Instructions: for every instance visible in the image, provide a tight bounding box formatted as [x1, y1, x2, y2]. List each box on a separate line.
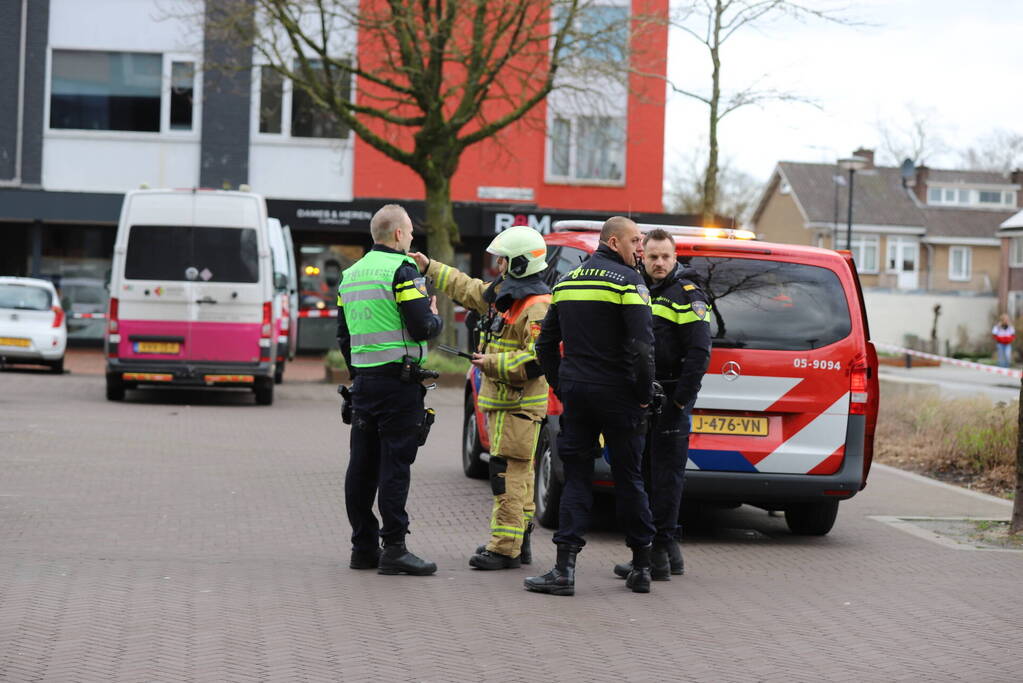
[423, 174, 459, 347]
[1011, 375, 1023, 534]
[701, 1, 723, 225]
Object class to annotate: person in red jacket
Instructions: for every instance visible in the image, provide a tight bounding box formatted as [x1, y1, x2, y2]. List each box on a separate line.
[992, 313, 1015, 368]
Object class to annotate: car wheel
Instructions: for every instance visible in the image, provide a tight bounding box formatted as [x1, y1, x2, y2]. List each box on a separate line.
[274, 362, 284, 385]
[534, 422, 562, 529]
[254, 377, 274, 405]
[49, 357, 64, 374]
[462, 396, 487, 479]
[105, 373, 125, 401]
[785, 500, 840, 535]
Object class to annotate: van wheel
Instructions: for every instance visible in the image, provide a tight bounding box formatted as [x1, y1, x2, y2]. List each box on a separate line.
[106, 374, 125, 401]
[274, 362, 284, 385]
[462, 396, 487, 479]
[254, 377, 274, 405]
[785, 500, 840, 535]
[534, 422, 562, 529]
[49, 357, 64, 374]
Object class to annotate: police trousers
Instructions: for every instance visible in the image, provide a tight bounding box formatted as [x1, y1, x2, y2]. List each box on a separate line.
[552, 381, 655, 550]
[345, 373, 424, 551]
[643, 396, 694, 544]
[484, 410, 540, 558]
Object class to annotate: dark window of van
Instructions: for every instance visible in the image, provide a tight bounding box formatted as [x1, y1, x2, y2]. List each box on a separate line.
[689, 257, 852, 350]
[125, 226, 259, 283]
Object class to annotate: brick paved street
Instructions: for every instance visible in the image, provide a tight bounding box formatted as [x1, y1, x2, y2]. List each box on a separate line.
[1, 367, 1021, 682]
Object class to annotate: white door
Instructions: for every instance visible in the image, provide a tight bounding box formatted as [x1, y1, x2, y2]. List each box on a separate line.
[887, 237, 919, 290]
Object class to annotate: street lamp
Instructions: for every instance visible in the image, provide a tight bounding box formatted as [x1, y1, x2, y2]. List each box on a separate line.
[837, 156, 868, 251]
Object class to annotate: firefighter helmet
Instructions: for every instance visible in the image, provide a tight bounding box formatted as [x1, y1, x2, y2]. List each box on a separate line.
[486, 226, 548, 278]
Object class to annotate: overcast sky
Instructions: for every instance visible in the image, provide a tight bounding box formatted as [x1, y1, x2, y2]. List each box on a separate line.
[663, 0, 1023, 185]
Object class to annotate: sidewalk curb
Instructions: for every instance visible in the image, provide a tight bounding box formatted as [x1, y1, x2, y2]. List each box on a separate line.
[873, 463, 1012, 507]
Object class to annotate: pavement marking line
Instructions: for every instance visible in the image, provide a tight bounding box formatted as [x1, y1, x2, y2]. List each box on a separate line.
[870, 515, 1022, 554]
[872, 463, 1012, 507]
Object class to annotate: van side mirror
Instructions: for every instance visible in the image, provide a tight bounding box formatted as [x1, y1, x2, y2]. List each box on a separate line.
[274, 272, 288, 292]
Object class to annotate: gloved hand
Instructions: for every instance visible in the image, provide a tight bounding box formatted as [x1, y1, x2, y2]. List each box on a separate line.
[338, 384, 353, 424]
[650, 381, 666, 415]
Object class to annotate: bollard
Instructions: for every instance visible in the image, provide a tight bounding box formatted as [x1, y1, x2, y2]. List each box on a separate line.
[904, 352, 912, 369]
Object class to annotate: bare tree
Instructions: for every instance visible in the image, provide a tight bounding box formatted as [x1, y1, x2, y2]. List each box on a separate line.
[669, 0, 857, 223]
[201, 0, 661, 343]
[959, 128, 1023, 173]
[665, 145, 762, 226]
[874, 103, 947, 166]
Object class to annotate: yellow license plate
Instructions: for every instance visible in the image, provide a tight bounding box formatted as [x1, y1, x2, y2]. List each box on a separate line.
[693, 414, 768, 437]
[0, 337, 31, 347]
[136, 341, 180, 354]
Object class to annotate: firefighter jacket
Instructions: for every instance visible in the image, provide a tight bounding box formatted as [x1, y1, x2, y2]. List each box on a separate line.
[426, 260, 552, 419]
[646, 263, 712, 408]
[536, 243, 656, 405]
[336, 245, 442, 374]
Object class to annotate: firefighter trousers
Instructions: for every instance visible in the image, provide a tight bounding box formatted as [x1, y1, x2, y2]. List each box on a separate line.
[484, 410, 541, 558]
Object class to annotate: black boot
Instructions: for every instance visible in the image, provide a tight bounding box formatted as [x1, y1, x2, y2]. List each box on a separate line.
[524, 544, 578, 596]
[378, 542, 437, 576]
[349, 547, 382, 570]
[650, 542, 671, 581]
[520, 522, 534, 565]
[625, 545, 652, 594]
[665, 538, 685, 575]
[612, 559, 632, 579]
[469, 548, 521, 570]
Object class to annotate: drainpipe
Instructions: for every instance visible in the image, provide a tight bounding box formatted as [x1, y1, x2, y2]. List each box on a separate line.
[924, 242, 934, 291]
[0, 0, 28, 187]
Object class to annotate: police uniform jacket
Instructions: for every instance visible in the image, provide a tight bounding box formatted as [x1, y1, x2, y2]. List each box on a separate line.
[426, 260, 551, 419]
[336, 244, 442, 375]
[647, 263, 712, 408]
[536, 243, 655, 404]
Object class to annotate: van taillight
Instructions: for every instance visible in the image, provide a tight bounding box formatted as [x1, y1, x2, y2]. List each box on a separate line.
[850, 360, 868, 415]
[51, 306, 64, 328]
[107, 298, 120, 359]
[261, 302, 272, 337]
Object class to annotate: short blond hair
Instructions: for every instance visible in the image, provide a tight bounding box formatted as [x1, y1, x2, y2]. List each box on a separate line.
[370, 204, 409, 243]
[600, 216, 637, 242]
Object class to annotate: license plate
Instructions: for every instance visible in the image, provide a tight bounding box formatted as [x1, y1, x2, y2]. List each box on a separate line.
[0, 337, 31, 347]
[692, 414, 768, 437]
[135, 341, 180, 354]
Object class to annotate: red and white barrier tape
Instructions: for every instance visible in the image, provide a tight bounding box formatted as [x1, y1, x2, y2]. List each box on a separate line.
[297, 309, 338, 318]
[69, 312, 106, 319]
[875, 342, 1023, 379]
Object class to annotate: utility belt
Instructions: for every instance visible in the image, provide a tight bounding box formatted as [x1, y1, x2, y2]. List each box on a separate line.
[338, 356, 438, 445]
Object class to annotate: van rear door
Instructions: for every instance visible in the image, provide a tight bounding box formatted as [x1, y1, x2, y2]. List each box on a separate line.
[688, 255, 860, 476]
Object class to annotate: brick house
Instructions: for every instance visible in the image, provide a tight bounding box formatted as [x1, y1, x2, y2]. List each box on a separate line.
[751, 149, 1021, 295]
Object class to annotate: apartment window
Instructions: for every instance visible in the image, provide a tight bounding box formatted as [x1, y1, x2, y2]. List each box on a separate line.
[1011, 237, 1023, 267]
[948, 246, 971, 281]
[169, 62, 194, 130]
[928, 185, 1016, 207]
[849, 235, 879, 274]
[256, 60, 350, 140]
[548, 115, 625, 182]
[554, 4, 629, 62]
[50, 50, 162, 131]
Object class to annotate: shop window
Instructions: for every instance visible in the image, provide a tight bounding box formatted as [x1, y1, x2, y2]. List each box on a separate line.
[50, 50, 162, 132]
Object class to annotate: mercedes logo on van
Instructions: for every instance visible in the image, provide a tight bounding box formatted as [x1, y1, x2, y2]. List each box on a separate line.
[722, 361, 741, 381]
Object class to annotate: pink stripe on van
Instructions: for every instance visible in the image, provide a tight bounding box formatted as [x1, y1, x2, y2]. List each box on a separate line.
[119, 320, 262, 362]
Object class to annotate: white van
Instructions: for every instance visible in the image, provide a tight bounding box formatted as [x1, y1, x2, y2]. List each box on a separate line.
[267, 217, 298, 382]
[105, 189, 279, 404]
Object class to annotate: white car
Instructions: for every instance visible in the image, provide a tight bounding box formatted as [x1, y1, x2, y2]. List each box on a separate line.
[0, 277, 67, 374]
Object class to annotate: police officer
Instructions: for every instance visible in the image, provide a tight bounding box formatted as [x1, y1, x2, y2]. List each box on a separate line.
[410, 226, 551, 570]
[525, 216, 657, 596]
[613, 228, 711, 581]
[337, 204, 443, 576]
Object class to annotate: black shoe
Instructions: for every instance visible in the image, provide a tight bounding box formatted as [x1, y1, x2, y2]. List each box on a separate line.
[612, 560, 633, 579]
[378, 543, 437, 576]
[666, 539, 685, 575]
[650, 544, 671, 581]
[524, 544, 579, 596]
[470, 548, 521, 570]
[520, 522, 534, 565]
[349, 547, 382, 570]
[625, 545, 652, 594]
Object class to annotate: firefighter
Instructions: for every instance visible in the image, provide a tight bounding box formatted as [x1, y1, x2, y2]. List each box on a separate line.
[409, 226, 551, 569]
[525, 216, 657, 596]
[337, 204, 443, 576]
[613, 228, 711, 581]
